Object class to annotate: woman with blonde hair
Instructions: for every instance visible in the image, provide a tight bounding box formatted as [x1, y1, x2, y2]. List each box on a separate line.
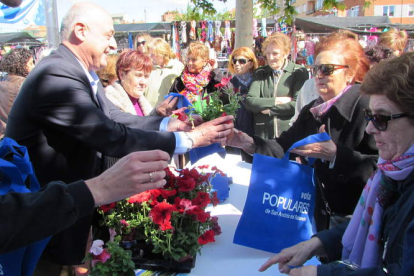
[96, 54, 119, 87]
[145, 38, 184, 107]
[169, 41, 223, 103]
[246, 33, 309, 139]
[228, 47, 258, 137]
[134, 33, 152, 54]
[378, 29, 408, 57]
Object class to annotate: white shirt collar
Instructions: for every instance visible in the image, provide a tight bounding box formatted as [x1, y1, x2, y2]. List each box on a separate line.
[76, 59, 100, 95]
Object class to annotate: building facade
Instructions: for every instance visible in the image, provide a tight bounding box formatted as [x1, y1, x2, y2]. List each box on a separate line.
[293, 0, 414, 24]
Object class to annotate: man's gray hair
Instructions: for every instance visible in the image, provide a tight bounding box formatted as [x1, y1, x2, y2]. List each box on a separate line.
[60, 3, 96, 41]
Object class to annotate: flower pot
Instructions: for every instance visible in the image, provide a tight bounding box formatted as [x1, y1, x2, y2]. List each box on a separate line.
[120, 241, 196, 273]
[132, 254, 196, 273]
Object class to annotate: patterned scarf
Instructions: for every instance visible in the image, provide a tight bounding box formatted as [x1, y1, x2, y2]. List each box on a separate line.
[310, 85, 352, 121]
[180, 63, 213, 103]
[234, 72, 253, 90]
[341, 143, 414, 269]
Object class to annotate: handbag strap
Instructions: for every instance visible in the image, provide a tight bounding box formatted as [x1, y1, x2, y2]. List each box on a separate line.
[283, 132, 331, 164]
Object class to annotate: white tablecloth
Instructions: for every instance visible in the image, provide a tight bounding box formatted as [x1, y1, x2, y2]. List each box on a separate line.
[187, 153, 319, 276]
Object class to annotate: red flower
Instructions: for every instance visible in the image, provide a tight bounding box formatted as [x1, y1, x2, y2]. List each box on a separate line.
[172, 108, 188, 121]
[198, 230, 216, 245]
[212, 166, 226, 176]
[198, 165, 209, 170]
[211, 191, 220, 207]
[100, 202, 116, 213]
[192, 192, 211, 208]
[214, 77, 231, 89]
[159, 188, 177, 199]
[176, 175, 196, 192]
[187, 206, 210, 222]
[220, 112, 232, 124]
[174, 197, 197, 213]
[120, 220, 129, 226]
[128, 190, 161, 205]
[150, 201, 177, 231]
[211, 216, 222, 235]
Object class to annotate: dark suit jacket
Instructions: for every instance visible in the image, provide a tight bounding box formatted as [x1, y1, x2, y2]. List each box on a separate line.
[5, 45, 176, 264]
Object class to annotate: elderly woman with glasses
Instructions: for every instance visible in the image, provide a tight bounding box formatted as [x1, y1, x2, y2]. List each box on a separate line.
[227, 31, 377, 231]
[258, 51, 414, 276]
[245, 33, 309, 140]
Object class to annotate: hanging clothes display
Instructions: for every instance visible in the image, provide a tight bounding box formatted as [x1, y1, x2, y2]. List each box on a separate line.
[261, 18, 267, 37]
[200, 21, 207, 42]
[207, 21, 214, 42]
[252, 18, 258, 38]
[189, 20, 197, 41]
[180, 21, 187, 44]
[224, 21, 231, 41]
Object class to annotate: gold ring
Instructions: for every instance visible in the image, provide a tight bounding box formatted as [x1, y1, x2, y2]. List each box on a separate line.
[148, 172, 154, 182]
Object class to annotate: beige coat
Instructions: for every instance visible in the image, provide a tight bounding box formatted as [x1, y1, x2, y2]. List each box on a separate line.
[105, 81, 153, 116]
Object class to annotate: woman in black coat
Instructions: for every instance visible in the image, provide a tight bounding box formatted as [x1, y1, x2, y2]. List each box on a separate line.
[227, 31, 378, 231]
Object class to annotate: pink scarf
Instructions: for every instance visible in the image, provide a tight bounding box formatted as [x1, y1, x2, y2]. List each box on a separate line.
[341, 143, 414, 268]
[180, 63, 213, 103]
[310, 85, 352, 121]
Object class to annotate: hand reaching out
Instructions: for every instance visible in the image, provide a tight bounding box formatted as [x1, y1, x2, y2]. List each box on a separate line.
[290, 125, 337, 162]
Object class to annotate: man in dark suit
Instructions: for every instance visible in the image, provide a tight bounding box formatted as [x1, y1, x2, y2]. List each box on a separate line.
[5, 2, 233, 274]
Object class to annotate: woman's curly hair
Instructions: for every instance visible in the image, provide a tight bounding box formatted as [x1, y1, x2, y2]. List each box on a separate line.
[0, 48, 33, 77]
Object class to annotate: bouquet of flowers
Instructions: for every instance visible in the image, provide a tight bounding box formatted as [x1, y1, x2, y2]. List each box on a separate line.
[175, 77, 241, 125]
[99, 165, 223, 262]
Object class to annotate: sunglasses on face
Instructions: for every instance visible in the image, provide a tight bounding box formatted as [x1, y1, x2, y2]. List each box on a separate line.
[136, 40, 146, 47]
[232, 58, 251, 65]
[311, 64, 349, 77]
[363, 109, 409, 131]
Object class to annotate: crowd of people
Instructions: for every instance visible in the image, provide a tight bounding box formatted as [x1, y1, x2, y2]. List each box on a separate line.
[0, 1, 413, 275]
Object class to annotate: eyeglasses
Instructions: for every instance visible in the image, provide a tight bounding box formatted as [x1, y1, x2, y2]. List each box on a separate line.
[136, 40, 146, 47]
[363, 109, 409, 131]
[311, 64, 349, 77]
[232, 58, 252, 65]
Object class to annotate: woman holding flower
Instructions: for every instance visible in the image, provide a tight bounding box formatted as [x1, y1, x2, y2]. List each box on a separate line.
[169, 42, 224, 104]
[246, 33, 309, 139]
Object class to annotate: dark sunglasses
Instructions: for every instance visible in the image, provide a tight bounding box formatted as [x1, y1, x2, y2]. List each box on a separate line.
[363, 109, 409, 131]
[136, 40, 146, 47]
[311, 64, 349, 77]
[232, 58, 251, 65]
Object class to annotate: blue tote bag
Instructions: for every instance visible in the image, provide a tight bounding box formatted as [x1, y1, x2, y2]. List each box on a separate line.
[233, 132, 331, 253]
[0, 138, 51, 276]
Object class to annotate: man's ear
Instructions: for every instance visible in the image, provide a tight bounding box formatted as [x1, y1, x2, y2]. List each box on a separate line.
[73, 22, 88, 42]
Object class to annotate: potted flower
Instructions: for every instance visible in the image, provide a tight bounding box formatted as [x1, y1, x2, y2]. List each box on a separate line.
[98, 165, 223, 273]
[173, 77, 241, 127]
[84, 240, 135, 276]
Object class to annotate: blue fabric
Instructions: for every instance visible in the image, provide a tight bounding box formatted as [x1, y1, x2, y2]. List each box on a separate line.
[128, 32, 133, 49]
[167, 93, 227, 164]
[211, 174, 230, 202]
[0, 138, 51, 276]
[233, 132, 331, 253]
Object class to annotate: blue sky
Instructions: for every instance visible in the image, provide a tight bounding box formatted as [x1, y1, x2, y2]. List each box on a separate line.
[56, 0, 236, 24]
